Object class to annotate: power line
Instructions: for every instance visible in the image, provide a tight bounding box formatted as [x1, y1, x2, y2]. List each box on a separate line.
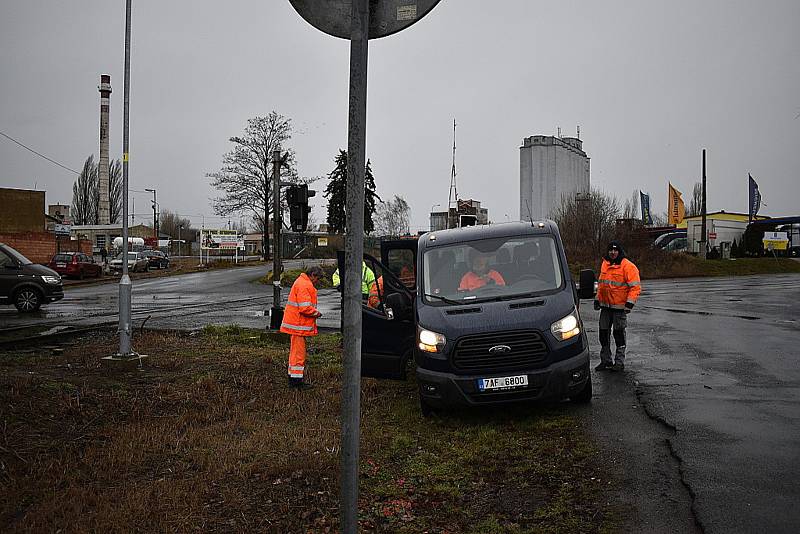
[0, 130, 80, 175]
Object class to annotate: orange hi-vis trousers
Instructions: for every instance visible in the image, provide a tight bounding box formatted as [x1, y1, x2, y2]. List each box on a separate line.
[288, 335, 306, 379]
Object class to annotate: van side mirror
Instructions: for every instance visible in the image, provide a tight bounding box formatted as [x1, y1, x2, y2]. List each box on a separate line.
[385, 292, 412, 320]
[578, 269, 596, 300]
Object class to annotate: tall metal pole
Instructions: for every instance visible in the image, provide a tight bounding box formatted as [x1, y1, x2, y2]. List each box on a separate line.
[271, 149, 282, 327]
[341, 0, 368, 531]
[118, 0, 133, 356]
[700, 149, 707, 259]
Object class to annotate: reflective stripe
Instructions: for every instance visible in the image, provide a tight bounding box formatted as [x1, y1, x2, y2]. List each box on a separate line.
[286, 300, 313, 307]
[289, 365, 304, 371]
[281, 322, 314, 331]
[599, 279, 639, 288]
[289, 372, 304, 378]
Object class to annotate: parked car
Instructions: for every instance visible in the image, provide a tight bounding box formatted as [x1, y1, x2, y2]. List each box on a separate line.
[109, 251, 149, 273]
[143, 250, 170, 269]
[653, 230, 687, 249]
[663, 237, 688, 252]
[48, 252, 102, 279]
[0, 243, 64, 312]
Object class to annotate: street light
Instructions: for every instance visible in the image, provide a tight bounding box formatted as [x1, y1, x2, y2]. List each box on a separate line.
[144, 188, 157, 241]
[178, 224, 183, 257]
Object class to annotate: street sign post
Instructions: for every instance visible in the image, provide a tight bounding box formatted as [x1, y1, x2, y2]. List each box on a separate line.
[288, 1, 442, 531]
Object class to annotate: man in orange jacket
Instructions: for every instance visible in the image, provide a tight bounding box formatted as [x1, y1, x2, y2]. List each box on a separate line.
[280, 266, 324, 389]
[594, 241, 641, 372]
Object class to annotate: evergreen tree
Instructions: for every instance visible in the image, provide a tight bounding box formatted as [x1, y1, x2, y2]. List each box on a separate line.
[730, 238, 739, 258]
[324, 150, 381, 234]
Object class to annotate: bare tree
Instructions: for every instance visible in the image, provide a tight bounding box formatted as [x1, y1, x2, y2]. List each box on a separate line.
[108, 159, 123, 224]
[208, 112, 301, 259]
[552, 189, 621, 265]
[71, 156, 98, 225]
[71, 155, 123, 225]
[687, 182, 702, 217]
[622, 189, 640, 220]
[374, 195, 411, 237]
[159, 209, 193, 239]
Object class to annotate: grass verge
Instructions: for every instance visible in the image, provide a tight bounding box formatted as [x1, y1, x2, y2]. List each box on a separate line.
[0, 327, 620, 533]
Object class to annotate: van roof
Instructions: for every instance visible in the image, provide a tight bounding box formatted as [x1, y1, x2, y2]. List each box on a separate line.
[420, 220, 558, 248]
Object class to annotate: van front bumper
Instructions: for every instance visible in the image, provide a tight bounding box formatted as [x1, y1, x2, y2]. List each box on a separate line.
[416, 348, 590, 408]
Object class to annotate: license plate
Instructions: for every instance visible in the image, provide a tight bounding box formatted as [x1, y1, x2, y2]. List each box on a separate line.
[477, 375, 528, 391]
[56, 263, 66, 268]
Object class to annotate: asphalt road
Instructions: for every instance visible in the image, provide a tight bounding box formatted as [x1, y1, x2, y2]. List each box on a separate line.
[0, 260, 341, 332]
[3, 266, 798, 532]
[582, 273, 800, 533]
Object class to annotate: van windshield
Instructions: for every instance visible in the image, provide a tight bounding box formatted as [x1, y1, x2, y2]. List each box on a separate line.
[422, 235, 563, 304]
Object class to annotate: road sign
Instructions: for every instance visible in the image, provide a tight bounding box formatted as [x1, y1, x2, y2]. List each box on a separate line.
[288, 0, 442, 39]
[54, 223, 71, 236]
[708, 232, 717, 239]
[763, 231, 789, 251]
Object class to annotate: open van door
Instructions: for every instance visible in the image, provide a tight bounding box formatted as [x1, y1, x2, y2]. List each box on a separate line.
[380, 238, 418, 292]
[336, 251, 416, 379]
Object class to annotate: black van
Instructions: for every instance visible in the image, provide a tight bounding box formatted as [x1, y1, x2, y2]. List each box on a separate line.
[0, 243, 64, 312]
[341, 221, 596, 412]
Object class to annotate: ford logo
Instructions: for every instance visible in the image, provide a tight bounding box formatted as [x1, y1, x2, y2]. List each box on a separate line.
[488, 345, 512, 355]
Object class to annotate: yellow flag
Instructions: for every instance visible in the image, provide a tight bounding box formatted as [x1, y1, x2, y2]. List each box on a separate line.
[668, 183, 685, 225]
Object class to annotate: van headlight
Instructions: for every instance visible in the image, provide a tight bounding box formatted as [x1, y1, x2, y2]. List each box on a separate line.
[418, 328, 446, 353]
[551, 310, 580, 341]
[41, 275, 61, 285]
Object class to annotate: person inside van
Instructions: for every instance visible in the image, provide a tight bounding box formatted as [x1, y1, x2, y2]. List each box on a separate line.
[458, 250, 505, 291]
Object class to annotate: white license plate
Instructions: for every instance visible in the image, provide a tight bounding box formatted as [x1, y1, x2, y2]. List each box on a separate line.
[477, 375, 528, 391]
[56, 263, 66, 268]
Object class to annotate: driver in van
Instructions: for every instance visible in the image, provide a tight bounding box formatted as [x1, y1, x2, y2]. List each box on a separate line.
[458, 251, 505, 291]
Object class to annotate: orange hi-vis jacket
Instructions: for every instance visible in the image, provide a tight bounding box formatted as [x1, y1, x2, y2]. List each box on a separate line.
[458, 270, 505, 291]
[368, 276, 384, 309]
[280, 273, 319, 337]
[597, 258, 641, 310]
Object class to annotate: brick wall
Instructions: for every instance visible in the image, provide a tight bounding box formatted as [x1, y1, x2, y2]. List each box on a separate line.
[0, 188, 46, 233]
[57, 237, 93, 255]
[0, 232, 56, 263]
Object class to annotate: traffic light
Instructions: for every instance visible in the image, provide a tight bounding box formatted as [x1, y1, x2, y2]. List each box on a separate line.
[287, 184, 316, 232]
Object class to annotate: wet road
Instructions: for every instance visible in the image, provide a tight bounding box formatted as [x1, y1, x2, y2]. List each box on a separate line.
[583, 273, 800, 533]
[0, 261, 341, 332]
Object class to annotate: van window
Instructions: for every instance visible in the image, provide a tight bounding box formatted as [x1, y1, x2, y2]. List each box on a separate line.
[422, 235, 563, 304]
[386, 248, 415, 289]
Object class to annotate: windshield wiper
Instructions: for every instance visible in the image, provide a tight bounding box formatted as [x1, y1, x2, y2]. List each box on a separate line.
[423, 293, 463, 305]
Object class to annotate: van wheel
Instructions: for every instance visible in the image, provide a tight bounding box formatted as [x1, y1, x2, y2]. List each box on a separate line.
[570, 375, 593, 403]
[15, 288, 42, 313]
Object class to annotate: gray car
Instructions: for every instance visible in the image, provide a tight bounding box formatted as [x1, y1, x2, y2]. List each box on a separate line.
[109, 251, 149, 273]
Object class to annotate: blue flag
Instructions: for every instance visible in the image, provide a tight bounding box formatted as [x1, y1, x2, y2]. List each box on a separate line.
[748, 174, 761, 221]
[639, 190, 652, 225]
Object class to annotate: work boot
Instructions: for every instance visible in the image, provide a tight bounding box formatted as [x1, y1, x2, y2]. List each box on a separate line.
[610, 362, 625, 372]
[595, 361, 613, 371]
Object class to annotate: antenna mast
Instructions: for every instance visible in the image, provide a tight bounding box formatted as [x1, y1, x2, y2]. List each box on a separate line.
[447, 119, 458, 228]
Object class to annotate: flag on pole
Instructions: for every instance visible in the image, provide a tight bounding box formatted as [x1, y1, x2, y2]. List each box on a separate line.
[639, 190, 652, 225]
[668, 183, 685, 225]
[748, 174, 761, 222]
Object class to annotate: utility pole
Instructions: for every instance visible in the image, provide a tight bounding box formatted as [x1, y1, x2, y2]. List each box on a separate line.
[270, 149, 285, 330]
[341, 2, 368, 530]
[700, 149, 707, 259]
[117, 0, 133, 359]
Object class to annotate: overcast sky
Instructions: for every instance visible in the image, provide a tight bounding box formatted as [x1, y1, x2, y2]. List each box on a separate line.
[2, 0, 798, 232]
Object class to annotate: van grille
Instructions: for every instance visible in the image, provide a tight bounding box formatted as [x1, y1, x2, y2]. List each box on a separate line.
[452, 330, 549, 372]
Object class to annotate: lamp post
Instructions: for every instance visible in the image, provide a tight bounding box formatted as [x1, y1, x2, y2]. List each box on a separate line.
[178, 224, 183, 257]
[145, 188, 157, 241]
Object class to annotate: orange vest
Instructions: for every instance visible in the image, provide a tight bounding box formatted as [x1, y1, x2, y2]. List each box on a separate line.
[280, 273, 319, 337]
[367, 276, 384, 309]
[458, 270, 505, 291]
[597, 258, 641, 309]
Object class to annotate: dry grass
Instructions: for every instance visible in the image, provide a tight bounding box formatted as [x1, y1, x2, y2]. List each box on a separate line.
[0, 328, 619, 533]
